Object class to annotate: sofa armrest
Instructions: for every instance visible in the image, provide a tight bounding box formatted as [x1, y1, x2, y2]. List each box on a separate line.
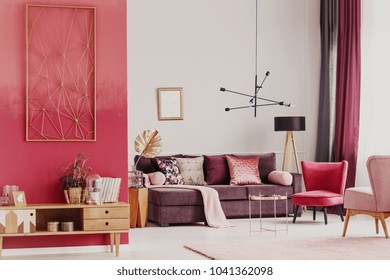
[291, 173, 303, 194]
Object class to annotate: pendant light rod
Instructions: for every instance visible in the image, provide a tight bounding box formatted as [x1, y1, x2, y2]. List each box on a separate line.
[220, 0, 292, 116]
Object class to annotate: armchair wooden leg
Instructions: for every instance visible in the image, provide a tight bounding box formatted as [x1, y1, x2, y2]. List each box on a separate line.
[293, 205, 299, 223]
[337, 205, 344, 222]
[379, 212, 389, 238]
[313, 207, 316, 221]
[323, 207, 328, 225]
[342, 209, 350, 237]
[375, 217, 379, 234]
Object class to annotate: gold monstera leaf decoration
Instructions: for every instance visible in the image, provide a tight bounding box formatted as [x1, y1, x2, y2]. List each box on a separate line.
[134, 129, 162, 167]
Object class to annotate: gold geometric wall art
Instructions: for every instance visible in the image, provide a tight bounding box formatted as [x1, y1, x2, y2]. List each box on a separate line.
[26, 4, 96, 141]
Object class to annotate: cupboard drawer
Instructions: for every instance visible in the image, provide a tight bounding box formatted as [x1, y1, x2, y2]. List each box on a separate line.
[83, 218, 129, 231]
[84, 207, 129, 219]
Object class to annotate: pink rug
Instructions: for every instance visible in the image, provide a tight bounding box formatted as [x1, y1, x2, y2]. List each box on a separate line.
[184, 237, 390, 260]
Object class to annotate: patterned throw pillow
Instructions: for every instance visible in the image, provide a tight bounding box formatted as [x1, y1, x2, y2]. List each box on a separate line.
[226, 155, 262, 185]
[156, 158, 184, 185]
[174, 157, 207, 185]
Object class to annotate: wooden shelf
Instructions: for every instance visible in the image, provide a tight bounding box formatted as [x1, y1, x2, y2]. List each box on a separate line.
[0, 202, 128, 210]
[0, 202, 130, 257]
[0, 229, 127, 237]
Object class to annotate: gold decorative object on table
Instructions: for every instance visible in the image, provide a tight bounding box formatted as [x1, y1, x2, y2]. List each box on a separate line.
[134, 129, 163, 165]
[129, 129, 163, 188]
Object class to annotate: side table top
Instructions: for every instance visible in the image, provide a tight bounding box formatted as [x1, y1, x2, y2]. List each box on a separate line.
[249, 194, 288, 201]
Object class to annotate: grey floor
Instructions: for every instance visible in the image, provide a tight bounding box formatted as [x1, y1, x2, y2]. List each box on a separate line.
[1, 210, 380, 260]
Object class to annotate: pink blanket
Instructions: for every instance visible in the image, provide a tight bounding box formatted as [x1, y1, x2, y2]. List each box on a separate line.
[148, 185, 234, 228]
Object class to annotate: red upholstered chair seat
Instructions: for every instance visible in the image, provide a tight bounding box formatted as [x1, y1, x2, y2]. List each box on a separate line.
[292, 160, 348, 225]
[292, 190, 344, 207]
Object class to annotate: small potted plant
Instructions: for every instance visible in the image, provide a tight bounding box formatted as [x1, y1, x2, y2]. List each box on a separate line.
[60, 153, 92, 204]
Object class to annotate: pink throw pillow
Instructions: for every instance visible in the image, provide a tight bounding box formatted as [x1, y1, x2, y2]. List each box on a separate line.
[268, 171, 293, 186]
[146, 171, 166, 185]
[226, 155, 261, 185]
[143, 174, 151, 187]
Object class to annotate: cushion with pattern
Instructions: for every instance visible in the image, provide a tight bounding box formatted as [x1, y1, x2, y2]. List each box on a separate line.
[226, 155, 262, 185]
[156, 158, 184, 185]
[174, 156, 206, 185]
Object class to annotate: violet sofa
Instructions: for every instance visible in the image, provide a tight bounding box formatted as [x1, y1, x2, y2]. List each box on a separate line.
[135, 153, 303, 227]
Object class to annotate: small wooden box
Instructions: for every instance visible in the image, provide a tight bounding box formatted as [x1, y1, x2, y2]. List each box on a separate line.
[61, 221, 74, 231]
[47, 221, 59, 232]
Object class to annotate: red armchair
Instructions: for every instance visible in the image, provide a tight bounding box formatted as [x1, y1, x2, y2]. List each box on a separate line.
[292, 160, 348, 224]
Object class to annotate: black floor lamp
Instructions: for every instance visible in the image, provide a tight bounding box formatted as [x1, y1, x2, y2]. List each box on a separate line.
[274, 116, 306, 173]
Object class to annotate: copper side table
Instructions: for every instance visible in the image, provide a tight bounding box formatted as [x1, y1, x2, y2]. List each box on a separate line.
[249, 193, 288, 236]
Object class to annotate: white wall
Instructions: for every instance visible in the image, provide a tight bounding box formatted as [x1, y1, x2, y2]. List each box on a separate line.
[127, 0, 321, 170]
[356, 0, 390, 187]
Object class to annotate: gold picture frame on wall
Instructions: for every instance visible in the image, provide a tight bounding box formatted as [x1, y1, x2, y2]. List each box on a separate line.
[157, 87, 184, 120]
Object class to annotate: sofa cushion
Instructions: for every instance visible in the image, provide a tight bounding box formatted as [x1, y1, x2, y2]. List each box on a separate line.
[233, 153, 276, 183]
[203, 155, 230, 185]
[210, 185, 248, 200]
[148, 187, 203, 206]
[268, 171, 293, 186]
[226, 155, 262, 185]
[174, 156, 207, 185]
[143, 173, 151, 187]
[134, 155, 183, 173]
[146, 171, 166, 185]
[156, 158, 184, 185]
[246, 184, 294, 198]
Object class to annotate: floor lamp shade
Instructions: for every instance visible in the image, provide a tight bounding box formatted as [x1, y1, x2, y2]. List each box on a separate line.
[274, 116, 306, 173]
[274, 116, 306, 132]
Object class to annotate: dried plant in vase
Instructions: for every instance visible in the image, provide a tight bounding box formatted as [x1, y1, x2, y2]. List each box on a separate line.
[134, 129, 163, 168]
[60, 153, 92, 203]
[129, 129, 162, 188]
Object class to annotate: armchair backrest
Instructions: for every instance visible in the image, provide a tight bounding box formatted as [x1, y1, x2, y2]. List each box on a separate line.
[367, 155, 390, 211]
[301, 160, 348, 194]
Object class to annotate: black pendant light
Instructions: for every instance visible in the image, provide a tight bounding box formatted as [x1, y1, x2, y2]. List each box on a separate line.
[220, 0, 292, 117]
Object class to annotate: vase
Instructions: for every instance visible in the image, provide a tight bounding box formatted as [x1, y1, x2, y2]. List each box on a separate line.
[128, 165, 144, 188]
[64, 187, 83, 204]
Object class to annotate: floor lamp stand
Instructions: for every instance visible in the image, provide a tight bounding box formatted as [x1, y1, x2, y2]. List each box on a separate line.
[282, 131, 301, 174]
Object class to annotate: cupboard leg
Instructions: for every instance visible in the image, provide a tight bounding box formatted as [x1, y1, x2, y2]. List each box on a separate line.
[109, 233, 114, 253]
[115, 233, 120, 257]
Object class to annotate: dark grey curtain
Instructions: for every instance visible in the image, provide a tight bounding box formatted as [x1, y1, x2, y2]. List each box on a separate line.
[315, 0, 338, 162]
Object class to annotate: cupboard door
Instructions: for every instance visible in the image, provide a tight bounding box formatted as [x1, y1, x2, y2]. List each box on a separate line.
[0, 210, 36, 234]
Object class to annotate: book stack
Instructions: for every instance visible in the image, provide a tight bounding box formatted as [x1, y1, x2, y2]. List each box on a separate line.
[94, 177, 122, 203]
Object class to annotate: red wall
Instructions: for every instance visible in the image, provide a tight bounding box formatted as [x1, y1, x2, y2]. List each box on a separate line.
[0, 0, 128, 249]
